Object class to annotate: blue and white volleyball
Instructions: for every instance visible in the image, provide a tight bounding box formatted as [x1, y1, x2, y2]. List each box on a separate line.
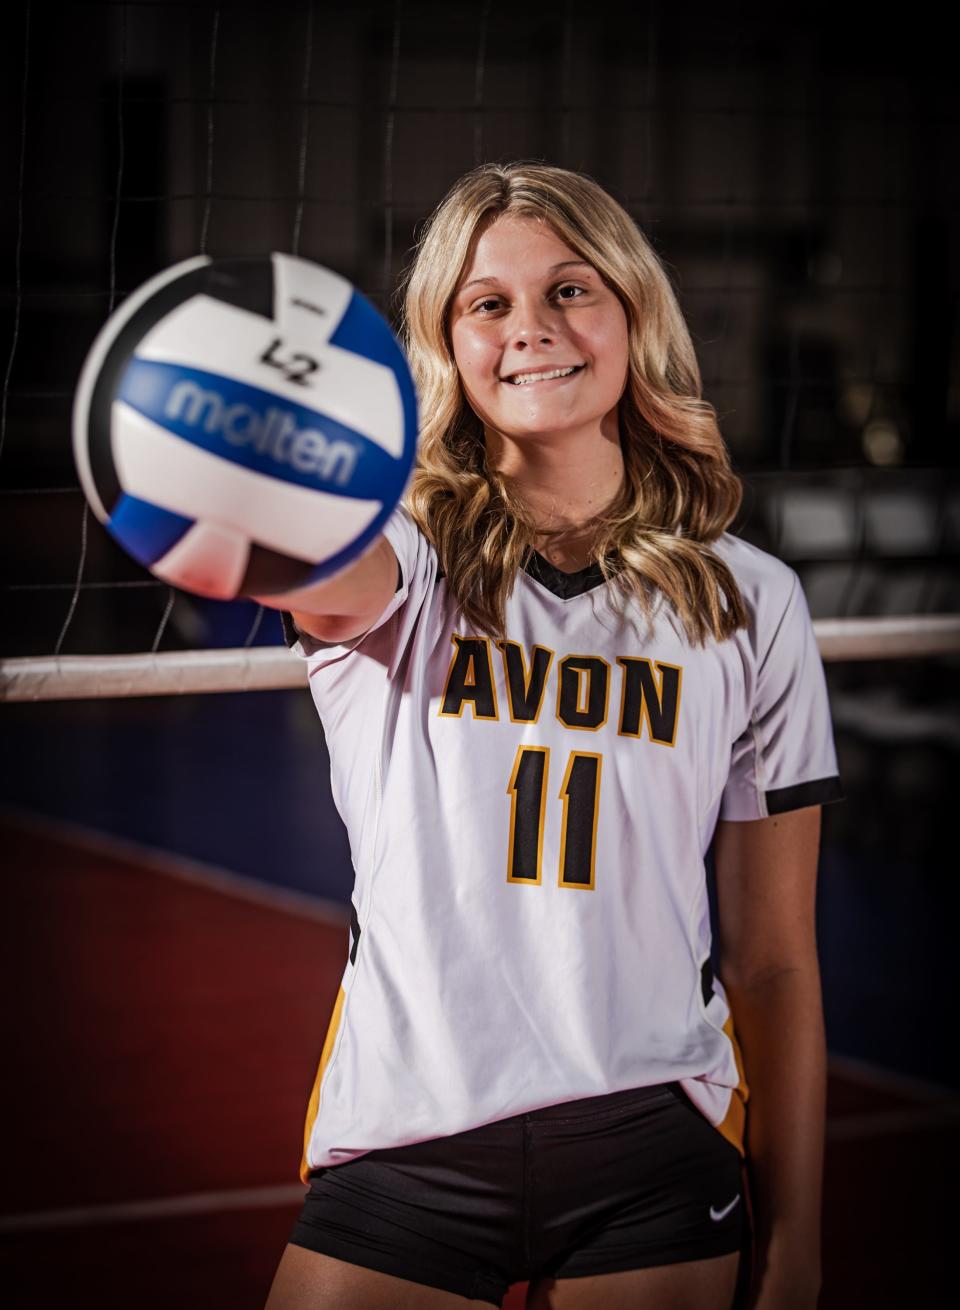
[72, 253, 418, 599]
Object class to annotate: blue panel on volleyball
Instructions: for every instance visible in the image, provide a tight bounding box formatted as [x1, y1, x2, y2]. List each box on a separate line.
[117, 359, 406, 501]
[330, 292, 418, 456]
[108, 493, 194, 567]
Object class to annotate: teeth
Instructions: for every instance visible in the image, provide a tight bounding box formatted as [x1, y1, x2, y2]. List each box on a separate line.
[509, 366, 579, 385]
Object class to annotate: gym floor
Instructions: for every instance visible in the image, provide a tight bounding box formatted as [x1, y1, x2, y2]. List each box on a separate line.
[0, 678, 955, 1308]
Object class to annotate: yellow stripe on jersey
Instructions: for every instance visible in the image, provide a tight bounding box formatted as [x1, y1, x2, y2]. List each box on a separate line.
[299, 985, 346, 1184]
[715, 1012, 750, 1158]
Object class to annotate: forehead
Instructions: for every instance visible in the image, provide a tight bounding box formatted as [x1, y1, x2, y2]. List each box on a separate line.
[456, 213, 590, 287]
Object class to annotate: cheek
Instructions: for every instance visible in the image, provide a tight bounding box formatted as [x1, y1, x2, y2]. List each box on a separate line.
[573, 305, 629, 374]
[451, 335, 498, 422]
[451, 326, 493, 386]
[597, 316, 630, 390]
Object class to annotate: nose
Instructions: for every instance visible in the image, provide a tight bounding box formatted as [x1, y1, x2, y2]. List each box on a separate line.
[511, 297, 558, 350]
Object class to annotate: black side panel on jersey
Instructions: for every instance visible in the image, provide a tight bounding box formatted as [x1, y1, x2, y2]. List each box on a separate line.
[85, 258, 275, 516]
[700, 958, 715, 1008]
[349, 902, 361, 965]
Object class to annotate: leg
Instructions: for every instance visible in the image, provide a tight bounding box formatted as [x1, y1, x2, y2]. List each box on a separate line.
[526, 1250, 740, 1310]
[265, 1243, 495, 1310]
[281, 1126, 515, 1310]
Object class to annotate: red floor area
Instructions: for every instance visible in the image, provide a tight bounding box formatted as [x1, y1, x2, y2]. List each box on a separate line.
[1, 821, 346, 1213]
[0, 818, 952, 1308]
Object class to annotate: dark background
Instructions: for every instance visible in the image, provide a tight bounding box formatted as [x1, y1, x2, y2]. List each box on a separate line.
[1, 0, 958, 1092]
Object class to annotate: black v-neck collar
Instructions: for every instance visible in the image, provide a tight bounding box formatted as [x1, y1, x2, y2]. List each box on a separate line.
[522, 549, 612, 600]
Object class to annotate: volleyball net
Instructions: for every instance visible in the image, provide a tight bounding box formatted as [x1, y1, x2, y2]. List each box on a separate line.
[1, 0, 956, 702]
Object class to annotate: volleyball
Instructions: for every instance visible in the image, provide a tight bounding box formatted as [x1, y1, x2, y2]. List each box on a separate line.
[72, 253, 418, 600]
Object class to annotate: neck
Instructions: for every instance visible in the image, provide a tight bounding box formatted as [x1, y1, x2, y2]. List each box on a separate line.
[486, 418, 625, 543]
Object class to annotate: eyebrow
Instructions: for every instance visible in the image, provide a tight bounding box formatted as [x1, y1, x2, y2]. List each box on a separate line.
[457, 260, 595, 294]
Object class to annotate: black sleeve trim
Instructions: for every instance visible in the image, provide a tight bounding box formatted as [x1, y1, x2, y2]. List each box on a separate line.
[395, 558, 403, 592]
[766, 776, 845, 815]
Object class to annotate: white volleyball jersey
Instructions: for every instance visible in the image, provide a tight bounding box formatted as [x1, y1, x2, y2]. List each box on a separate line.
[284, 503, 843, 1180]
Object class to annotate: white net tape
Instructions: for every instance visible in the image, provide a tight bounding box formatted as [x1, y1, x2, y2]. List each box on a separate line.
[1, 614, 958, 703]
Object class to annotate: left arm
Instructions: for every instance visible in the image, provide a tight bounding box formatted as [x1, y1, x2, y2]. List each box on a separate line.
[713, 806, 826, 1310]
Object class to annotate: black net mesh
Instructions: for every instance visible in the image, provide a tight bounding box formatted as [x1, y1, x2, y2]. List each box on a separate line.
[1, 0, 956, 660]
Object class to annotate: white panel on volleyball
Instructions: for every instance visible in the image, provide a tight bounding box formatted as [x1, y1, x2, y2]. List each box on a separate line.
[270, 254, 354, 342]
[113, 401, 383, 567]
[153, 521, 251, 600]
[135, 296, 405, 458]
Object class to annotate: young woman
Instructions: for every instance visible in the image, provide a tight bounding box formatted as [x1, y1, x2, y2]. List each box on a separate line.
[262, 162, 843, 1310]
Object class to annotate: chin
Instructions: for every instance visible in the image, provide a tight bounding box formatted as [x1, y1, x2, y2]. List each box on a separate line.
[502, 413, 607, 441]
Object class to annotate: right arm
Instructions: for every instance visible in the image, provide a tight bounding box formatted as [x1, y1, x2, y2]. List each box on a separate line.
[251, 535, 400, 644]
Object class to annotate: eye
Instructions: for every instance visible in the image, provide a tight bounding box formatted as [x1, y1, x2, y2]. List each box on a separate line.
[472, 297, 503, 314]
[554, 284, 586, 302]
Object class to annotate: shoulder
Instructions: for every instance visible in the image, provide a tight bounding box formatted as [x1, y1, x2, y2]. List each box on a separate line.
[381, 500, 432, 567]
[385, 501, 422, 542]
[708, 531, 809, 659]
[710, 530, 798, 612]
[386, 501, 433, 553]
[385, 501, 446, 580]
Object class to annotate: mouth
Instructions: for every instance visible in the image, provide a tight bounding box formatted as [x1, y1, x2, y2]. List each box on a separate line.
[501, 364, 585, 386]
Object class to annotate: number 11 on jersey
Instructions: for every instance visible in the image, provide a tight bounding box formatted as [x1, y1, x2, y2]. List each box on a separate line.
[507, 745, 603, 890]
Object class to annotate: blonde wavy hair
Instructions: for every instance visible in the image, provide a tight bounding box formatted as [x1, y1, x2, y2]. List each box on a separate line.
[396, 160, 748, 645]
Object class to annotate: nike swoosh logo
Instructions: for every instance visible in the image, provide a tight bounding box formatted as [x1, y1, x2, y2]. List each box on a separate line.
[710, 1194, 741, 1222]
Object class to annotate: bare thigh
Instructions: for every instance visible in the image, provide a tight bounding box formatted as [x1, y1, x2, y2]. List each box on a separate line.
[526, 1250, 740, 1310]
[264, 1243, 495, 1310]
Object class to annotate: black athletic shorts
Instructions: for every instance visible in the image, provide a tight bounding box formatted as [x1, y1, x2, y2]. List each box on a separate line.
[289, 1081, 751, 1307]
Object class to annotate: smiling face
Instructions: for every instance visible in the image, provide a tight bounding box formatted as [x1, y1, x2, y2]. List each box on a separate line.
[448, 213, 630, 456]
